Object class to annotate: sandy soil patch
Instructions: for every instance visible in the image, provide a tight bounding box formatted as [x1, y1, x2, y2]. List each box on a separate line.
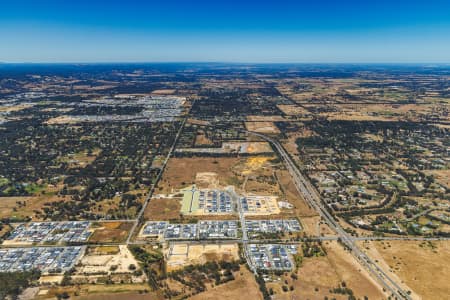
[244, 142, 273, 153]
[195, 172, 219, 188]
[77, 245, 144, 280]
[241, 157, 272, 175]
[38, 275, 64, 285]
[165, 243, 239, 272]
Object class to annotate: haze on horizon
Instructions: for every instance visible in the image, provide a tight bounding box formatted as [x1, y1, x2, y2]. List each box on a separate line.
[1, 0, 450, 63]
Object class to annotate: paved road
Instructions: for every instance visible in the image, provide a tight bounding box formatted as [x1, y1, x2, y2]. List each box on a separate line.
[248, 131, 412, 300]
[230, 187, 257, 274]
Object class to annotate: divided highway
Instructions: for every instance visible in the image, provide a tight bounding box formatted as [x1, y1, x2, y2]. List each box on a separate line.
[248, 131, 412, 300]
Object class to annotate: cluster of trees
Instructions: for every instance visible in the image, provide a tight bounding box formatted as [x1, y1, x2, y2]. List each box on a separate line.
[0, 269, 41, 300]
[193, 88, 282, 119]
[0, 112, 180, 219]
[0, 119, 174, 195]
[302, 241, 326, 257]
[129, 246, 165, 291]
[330, 282, 357, 300]
[167, 260, 240, 295]
[255, 273, 271, 300]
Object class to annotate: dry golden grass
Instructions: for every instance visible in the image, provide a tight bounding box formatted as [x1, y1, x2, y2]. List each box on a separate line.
[39, 283, 158, 300]
[92, 246, 120, 255]
[277, 104, 310, 115]
[0, 194, 71, 220]
[267, 255, 346, 300]
[187, 118, 210, 126]
[45, 115, 78, 124]
[270, 241, 385, 299]
[362, 240, 450, 300]
[190, 267, 262, 300]
[144, 197, 181, 221]
[0, 104, 33, 112]
[246, 115, 285, 122]
[194, 132, 214, 146]
[245, 121, 280, 133]
[423, 169, 450, 189]
[275, 170, 317, 217]
[89, 222, 133, 243]
[324, 241, 385, 299]
[156, 157, 240, 194]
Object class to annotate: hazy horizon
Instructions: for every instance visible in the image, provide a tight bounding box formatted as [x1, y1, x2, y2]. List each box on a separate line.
[1, 0, 450, 63]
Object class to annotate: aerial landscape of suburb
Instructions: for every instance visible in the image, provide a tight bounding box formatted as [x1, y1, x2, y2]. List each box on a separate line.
[0, 63, 448, 300]
[1, 1, 450, 300]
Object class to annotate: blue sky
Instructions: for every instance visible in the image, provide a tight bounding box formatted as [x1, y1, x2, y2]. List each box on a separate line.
[1, 0, 450, 63]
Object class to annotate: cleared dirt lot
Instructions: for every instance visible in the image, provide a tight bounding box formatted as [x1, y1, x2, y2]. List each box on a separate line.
[190, 267, 262, 300]
[359, 240, 450, 300]
[165, 243, 239, 272]
[77, 245, 144, 279]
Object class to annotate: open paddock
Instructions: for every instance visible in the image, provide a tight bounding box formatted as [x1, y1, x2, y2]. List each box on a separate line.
[165, 243, 239, 272]
[89, 222, 133, 243]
